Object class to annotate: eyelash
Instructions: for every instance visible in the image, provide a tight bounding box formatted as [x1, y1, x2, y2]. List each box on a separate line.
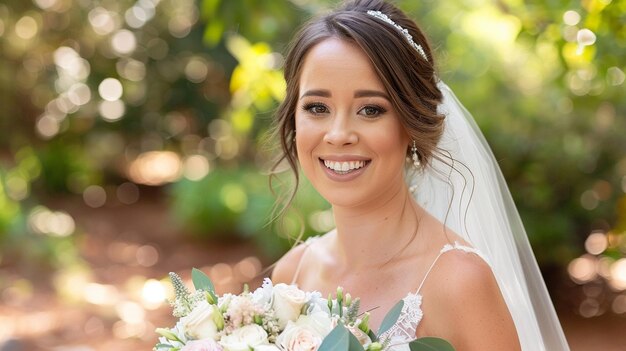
[302, 103, 329, 115]
[300, 103, 387, 118]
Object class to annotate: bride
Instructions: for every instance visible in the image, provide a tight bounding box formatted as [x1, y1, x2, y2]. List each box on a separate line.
[269, 0, 570, 350]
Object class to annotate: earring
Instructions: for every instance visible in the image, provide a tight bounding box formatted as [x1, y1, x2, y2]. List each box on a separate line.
[411, 140, 421, 169]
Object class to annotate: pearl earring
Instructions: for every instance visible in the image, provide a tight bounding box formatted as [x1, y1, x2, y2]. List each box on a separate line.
[411, 140, 421, 169]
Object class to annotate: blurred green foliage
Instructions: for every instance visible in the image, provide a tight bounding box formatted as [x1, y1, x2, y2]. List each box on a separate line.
[0, 0, 624, 270]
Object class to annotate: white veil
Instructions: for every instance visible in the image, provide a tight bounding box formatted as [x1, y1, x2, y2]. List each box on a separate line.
[408, 80, 570, 350]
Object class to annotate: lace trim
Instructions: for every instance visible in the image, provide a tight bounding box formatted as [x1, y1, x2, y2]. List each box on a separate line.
[379, 292, 423, 346]
[441, 241, 491, 265]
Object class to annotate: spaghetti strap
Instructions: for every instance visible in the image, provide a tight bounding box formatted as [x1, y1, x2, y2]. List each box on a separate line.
[290, 236, 319, 285]
[415, 241, 489, 293]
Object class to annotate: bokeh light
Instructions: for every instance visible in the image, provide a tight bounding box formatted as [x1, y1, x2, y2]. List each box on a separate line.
[83, 185, 107, 208]
[183, 154, 210, 181]
[98, 78, 124, 101]
[128, 151, 183, 186]
[585, 231, 608, 255]
[28, 206, 76, 237]
[568, 255, 597, 284]
[111, 29, 137, 56]
[15, 16, 38, 40]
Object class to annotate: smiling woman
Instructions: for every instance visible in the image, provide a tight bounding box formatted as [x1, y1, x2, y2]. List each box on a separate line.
[295, 38, 409, 208]
[268, 0, 570, 350]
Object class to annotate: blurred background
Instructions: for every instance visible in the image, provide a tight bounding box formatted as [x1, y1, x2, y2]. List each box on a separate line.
[0, 0, 624, 350]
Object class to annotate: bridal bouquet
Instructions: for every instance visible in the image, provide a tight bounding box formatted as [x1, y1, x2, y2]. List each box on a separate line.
[154, 268, 454, 351]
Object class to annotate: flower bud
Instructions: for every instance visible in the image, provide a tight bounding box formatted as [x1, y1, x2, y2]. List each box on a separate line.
[211, 306, 225, 330]
[254, 314, 263, 325]
[367, 342, 382, 351]
[206, 291, 217, 305]
[345, 293, 352, 306]
[327, 293, 333, 313]
[155, 328, 180, 342]
[358, 312, 370, 334]
[336, 287, 344, 304]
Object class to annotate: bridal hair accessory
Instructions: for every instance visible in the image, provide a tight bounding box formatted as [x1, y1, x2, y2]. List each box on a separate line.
[366, 10, 428, 62]
[410, 140, 420, 168]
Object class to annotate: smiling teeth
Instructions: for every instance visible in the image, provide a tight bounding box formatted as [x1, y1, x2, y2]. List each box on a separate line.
[323, 160, 366, 173]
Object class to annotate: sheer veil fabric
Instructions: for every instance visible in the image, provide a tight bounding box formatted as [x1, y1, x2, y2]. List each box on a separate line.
[408, 81, 570, 350]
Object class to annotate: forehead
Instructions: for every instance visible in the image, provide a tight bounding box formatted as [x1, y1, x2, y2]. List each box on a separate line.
[298, 38, 385, 93]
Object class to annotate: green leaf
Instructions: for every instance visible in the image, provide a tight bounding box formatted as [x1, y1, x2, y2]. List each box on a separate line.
[319, 324, 350, 351]
[348, 329, 366, 351]
[377, 300, 404, 336]
[192, 268, 215, 292]
[408, 337, 456, 351]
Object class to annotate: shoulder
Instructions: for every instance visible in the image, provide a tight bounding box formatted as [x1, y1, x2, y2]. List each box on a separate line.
[423, 248, 521, 349]
[270, 236, 319, 284]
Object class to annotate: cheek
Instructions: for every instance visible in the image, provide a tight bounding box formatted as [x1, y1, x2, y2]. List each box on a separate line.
[294, 115, 320, 163]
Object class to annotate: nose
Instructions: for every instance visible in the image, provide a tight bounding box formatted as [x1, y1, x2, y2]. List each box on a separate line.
[323, 113, 358, 146]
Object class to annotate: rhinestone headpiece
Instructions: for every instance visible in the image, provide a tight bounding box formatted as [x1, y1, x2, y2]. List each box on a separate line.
[366, 10, 428, 62]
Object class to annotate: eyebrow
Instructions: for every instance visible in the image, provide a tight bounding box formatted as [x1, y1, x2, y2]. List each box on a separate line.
[299, 89, 390, 100]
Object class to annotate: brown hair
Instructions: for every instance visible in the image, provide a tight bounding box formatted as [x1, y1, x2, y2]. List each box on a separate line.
[270, 0, 445, 213]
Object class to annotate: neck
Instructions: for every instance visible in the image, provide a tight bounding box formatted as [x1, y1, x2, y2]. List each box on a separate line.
[330, 183, 424, 270]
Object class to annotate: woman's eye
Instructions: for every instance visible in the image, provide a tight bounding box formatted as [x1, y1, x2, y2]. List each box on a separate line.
[358, 105, 385, 117]
[302, 103, 329, 115]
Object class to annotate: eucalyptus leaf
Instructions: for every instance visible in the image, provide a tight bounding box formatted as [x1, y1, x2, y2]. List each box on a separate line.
[347, 329, 366, 351]
[377, 300, 404, 336]
[192, 267, 215, 292]
[319, 324, 350, 351]
[408, 337, 456, 351]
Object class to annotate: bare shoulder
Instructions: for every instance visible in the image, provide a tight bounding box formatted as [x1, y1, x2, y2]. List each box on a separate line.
[270, 240, 309, 284]
[423, 250, 521, 350]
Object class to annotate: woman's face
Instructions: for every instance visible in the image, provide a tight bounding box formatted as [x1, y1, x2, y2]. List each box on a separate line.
[295, 38, 410, 208]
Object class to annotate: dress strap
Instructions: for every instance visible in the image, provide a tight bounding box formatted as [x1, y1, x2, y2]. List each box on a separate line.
[290, 236, 319, 285]
[415, 241, 489, 293]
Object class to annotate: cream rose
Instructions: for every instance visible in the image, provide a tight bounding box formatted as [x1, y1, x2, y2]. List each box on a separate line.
[276, 322, 323, 351]
[181, 301, 220, 340]
[271, 284, 308, 329]
[219, 324, 268, 351]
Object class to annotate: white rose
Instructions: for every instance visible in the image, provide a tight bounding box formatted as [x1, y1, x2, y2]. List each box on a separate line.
[294, 311, 332, 338]
[220, 324, 268, 351]
[276, 322, 323, 351]
[181, 301, 220, 340]
[272, 284, 308, 329]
